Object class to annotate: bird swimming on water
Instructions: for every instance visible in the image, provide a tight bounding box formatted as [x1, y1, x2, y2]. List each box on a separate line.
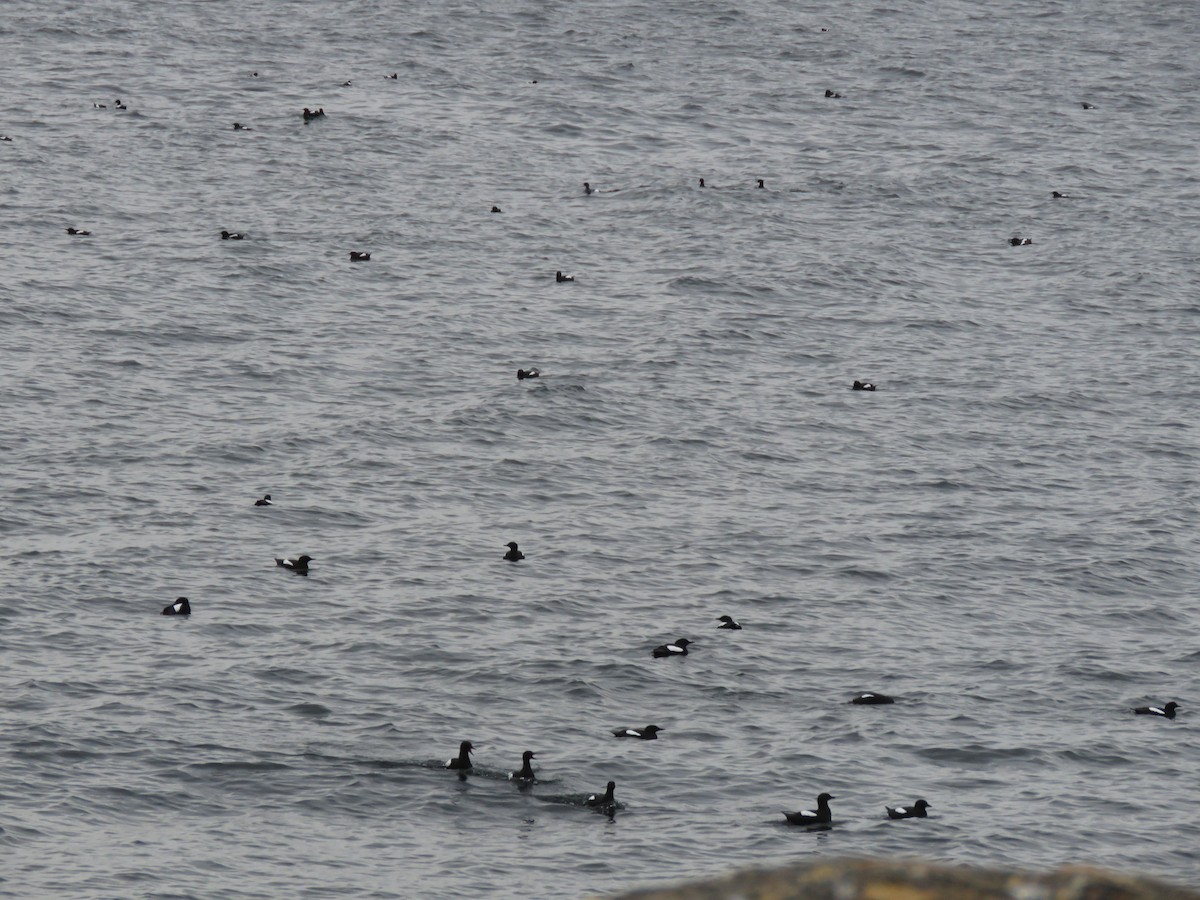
[66, 227, 91, 236]
[586, 781, 617, 810]
[783, 792, 834, 826]
[612, 725, 661, 740]
[1133, 701, 1179, 719]
[849, 692, 895, 705]
[517, 368, 539, 380]
[510, 750, 536, 781]
[221, 230, 245, 240]
[555, 271, 574, 282]
[255, 494, 272, 506]
[446, 740, 474, 770]
[349, 251, 371, 261]
[716, 615, 742, 630]
[652, 638, 692, 658]
[852, 380, 875, 391]
[886, 799, 930, 819]
[275, 555, 312, 574]
[161, 596, 191, 616]
[504, 542, 525, 561]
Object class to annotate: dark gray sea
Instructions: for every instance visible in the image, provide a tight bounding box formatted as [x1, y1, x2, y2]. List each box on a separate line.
[2, 0, 1198, 896]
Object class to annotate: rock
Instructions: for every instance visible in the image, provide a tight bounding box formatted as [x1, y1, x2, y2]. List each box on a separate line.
[600, 858, 1199, 900]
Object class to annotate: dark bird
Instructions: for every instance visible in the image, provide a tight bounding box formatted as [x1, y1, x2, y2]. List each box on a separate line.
[652, 638, 692, 658]
[387, 73, 398, 79]
[491, 206, 502, 213]
[586, 781, 617, 809]
[756, 179, 765, 189]
[161, 596, 191, 616]
[583, 182, 595, 194]
[852, 380, 876, 391]
[1009, 236, 1033, 246]
[825, 89, 842, 98]
[275, 555, 312, 574]
[233, 122, 252, 131]
[887, 799, 931, 819]
[93, 103, 107, 109]
[849, 692, 895, 705]
[114, 99, 127, 110]
[510, 750, 536, 781]
[445, 740, 474, 770]
[302, 107, 325, 121]
[342, 80, 352, 86]
[555, 270, 574, 282]
[0, 136, 12, 141]
[716, 615, 742, 630]
[612, 725, 661, 740]
[698, 178, 706, 187]
[504, 542, 524, 561]
[517, 368, 540, 380]
[1133, 701, 1179, 719]
[349, 251, 371, 261]
[65, 227, 91, 236]
[783, 792, 834, 826]
[1081, 101, 1095, 109]
[1051, 191, 1069, 198]
[221, 230, 245, 240]
[255, 494, 272, 507]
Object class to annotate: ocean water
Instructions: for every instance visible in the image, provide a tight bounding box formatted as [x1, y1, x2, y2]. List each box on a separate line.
[2, 0, 1199, 896]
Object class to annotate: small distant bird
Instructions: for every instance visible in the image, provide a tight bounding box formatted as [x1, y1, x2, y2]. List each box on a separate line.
[510, 750, 536, 782]
[1081, 101, 1095, 109]
[114, 99, 127, 110]
[65, 227, 91, 236]
[0, 135, 12, 141]
[852, 380, 875, 391]
[698, 178, 706, 187]
[445, 740, 474, 770]
[849, 692, 895, 705]
[517, 368, 539, 380]
[716, 615, 742, 630]
[612, 725, 661, 740]
[586, 781, 617, 809]
[825, 89, 842, 98]
[93, 103, 107, 109]
[756, 179, 765, 189]
[302, 107, 325, 121]
[233, 122, 252, 131]
[555, 271, 574, 282]
[1133, 701, 1179, 719]
[652, 638, 692, 658]
[583, 182, 595, 194]
[161, 596, 191, 616]
[1009, 236, 1033, 246]
[783, 792, 834, 826]
[491, 206, 502, 213]
[252, 72, 258, 77]
[504, 542, 524, 561]
[387, 73, 398, 79]
[275, 555, 312, 574]
[342, 80, 352, 86]
[349, 251, 371, 261]
[221, 230, 245, 240]
[887, 799, 931, 819]
[1051, 191, 1069, 198]
[255, 494, 272, 506]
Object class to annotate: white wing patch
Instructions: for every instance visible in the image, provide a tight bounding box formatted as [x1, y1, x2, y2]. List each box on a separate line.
[1150, 707, 1164, 715]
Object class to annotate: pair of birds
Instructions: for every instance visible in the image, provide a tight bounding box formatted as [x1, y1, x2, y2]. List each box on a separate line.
[782, 793, 931, 825]
[93, 99, 127, 110]
[444, 742, 617, 809]
[651, 618, 740, 657]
